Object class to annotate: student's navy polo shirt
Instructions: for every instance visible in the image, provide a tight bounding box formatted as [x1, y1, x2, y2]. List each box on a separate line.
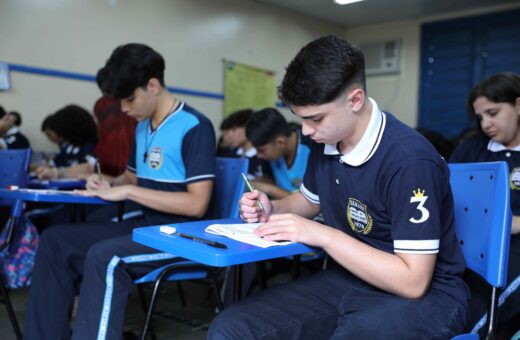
[53, 142, 96, 167]
[450, 134, 520, 215]
[127, 102, 216, 222]
[300, 98, 468, 303]
[0, 127, 30, 150]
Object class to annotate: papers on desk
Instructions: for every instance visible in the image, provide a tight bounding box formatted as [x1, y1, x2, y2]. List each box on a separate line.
[17, 189, 79, 195]
[205, 223, 294, 248]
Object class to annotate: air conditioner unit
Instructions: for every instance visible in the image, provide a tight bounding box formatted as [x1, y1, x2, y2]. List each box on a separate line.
[359, 39, 401, 76]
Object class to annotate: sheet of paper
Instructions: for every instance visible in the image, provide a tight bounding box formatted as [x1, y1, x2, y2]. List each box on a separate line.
[18, 189, 80, 195]
[205, 223, 294, 248]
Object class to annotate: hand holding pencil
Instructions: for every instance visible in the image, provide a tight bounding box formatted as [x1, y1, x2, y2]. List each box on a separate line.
[240, 173, 271, 223]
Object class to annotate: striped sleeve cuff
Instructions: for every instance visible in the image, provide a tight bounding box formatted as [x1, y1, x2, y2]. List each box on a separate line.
[394, 239, 439, 254]
[300, 184, 320, 205]
[127, 165, 136, 173]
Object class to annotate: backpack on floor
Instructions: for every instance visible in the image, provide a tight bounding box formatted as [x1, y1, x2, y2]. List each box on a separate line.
[0, 216, 39, 289]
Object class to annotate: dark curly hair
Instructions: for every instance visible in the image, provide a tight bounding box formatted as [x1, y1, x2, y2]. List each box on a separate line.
[47, 105, 98, 145]
[278, 35, 366, 107]
[96, 43, 165, 99]
[220, 109, 254, 130]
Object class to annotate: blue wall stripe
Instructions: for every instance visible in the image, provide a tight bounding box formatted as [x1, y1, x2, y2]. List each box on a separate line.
[4, 61, 286, 107]
[5, 62, 224, 100]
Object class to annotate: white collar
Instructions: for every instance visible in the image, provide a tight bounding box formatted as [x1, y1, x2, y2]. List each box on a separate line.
[6, 127, 20, 135]
[236, 147, 257, 158]
[323, 97, 386, 166]
[487, 139, 520, 152]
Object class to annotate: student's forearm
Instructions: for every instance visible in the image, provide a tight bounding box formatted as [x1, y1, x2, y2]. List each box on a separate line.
[512, 216, 520, 234]
[321, 228, 436, 300]
[111, 171, 137, 186]
[127, 185, 210, 218]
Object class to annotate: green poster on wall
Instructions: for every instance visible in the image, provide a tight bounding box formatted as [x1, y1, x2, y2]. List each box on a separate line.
[224, 61, 276, 116]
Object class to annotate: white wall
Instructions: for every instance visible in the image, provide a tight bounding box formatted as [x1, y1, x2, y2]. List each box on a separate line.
[345, 2, 520, 128]
[0, 0, 343, 152]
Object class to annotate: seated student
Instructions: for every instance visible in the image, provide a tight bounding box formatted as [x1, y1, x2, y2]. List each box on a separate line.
[36, 105, 98, 179]
[0, 106, 15, 136]
[246, 108, 311, 199]
[209, 35, 468, 339]
[0, 109, 30, 149]
[220, 108, 272, 181]
[450, 72, 520, 336]
[24, 43, 216, 340]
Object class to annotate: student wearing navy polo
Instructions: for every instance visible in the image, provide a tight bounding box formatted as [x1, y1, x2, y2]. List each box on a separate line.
[209, 35, 468, 339]
[450, 72, 520, 335]
[246, 108, 311, 199]
[25, 43, 216, 340]
[0, 109, 30, 149]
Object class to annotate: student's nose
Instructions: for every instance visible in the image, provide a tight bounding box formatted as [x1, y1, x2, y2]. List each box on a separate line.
[301, 121, 314, 136]
[480, 116, 492, 130]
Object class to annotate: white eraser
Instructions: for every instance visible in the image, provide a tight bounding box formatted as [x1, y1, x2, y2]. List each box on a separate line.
[159, 225, 177, 235]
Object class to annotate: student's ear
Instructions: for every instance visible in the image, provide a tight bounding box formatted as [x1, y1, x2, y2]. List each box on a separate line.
[147, 78, 162, 95]
[347, 88, 365, 113]
[274, 136, 286, 148]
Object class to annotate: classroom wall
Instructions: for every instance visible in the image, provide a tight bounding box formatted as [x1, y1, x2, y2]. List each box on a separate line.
[0, 0, 343, 152]
[345, 2, 520, 128]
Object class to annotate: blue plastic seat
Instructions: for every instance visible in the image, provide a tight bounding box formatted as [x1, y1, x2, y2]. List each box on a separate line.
[0, 148, 31, 340]
[136, 157, 248, 339]
[449, 162, 512, 339]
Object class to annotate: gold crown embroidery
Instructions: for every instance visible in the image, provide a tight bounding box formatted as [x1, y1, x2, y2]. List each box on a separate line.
[412, 188, 425, 197]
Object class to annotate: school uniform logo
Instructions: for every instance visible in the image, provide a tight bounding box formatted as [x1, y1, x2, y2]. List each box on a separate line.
[409, 188, 429, 224]
[510, 168, 520, 190]
[148, 147, 163, 170]
[347, 198, 373, 234]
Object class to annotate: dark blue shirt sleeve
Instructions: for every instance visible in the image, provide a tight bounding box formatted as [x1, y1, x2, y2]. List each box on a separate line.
[181, 118, 216, 183]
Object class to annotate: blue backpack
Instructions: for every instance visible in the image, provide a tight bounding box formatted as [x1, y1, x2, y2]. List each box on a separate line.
[0, 217, 39, 289]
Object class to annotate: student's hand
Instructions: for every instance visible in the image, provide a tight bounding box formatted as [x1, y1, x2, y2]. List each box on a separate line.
[0, 114, 16, 135]
[255, 214, 331, 247]
[36, 165, 58, 179]
[86, 174, 111, 190]
[239, 190, 272, 223]
[75, 185, 132, 201]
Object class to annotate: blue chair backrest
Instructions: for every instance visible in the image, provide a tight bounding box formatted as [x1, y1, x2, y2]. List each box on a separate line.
[449, 161, 511, 288]
[0, 149, 31, 207]
[204, 157, 249, 219]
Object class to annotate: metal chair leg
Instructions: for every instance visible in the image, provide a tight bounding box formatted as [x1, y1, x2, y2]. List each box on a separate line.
[137, 286, 157, 340]
[0, 276, 22, 340]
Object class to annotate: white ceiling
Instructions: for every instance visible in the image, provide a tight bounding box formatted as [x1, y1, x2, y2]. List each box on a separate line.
[255, 0, 520, 28]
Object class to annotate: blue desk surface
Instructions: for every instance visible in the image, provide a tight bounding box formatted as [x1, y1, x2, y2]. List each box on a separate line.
[133, 218, 316, 267]
[0, 188, 107, 204]
[28, 178, 86, 190]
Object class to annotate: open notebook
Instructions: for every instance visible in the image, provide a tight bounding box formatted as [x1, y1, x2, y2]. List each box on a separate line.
[205, 223, 294, 248]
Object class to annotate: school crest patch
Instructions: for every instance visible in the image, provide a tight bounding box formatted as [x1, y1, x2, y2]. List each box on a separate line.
[510, 167, 520, 190]
[347, 198, 373, 234]
[148, 147, 163, 170]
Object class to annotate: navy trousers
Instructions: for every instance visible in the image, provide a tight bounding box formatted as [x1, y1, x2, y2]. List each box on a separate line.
[209, 266, 468, 339]
[24, 214, 183, 340]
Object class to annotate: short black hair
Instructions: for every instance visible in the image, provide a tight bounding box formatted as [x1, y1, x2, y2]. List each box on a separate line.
[278, 35, 366, 107]
[41, 114, 53, 132]
[220, 109, 254, 130]
[9, 111, 22, 126]
[96, 43, 166, 99]
[48, 105, 99, 145]
[0, 107, 22, 126]
[246, 108, 292, 147]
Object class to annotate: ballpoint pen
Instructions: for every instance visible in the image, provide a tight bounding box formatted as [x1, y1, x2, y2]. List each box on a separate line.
[178, 233, 228, 249]
[241, 172, 265, 212]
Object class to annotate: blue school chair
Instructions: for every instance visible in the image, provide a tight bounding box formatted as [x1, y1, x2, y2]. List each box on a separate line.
[0, 148, 31, 340]
[135, 157, 248, 339]
[449, 162, 511, 340]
